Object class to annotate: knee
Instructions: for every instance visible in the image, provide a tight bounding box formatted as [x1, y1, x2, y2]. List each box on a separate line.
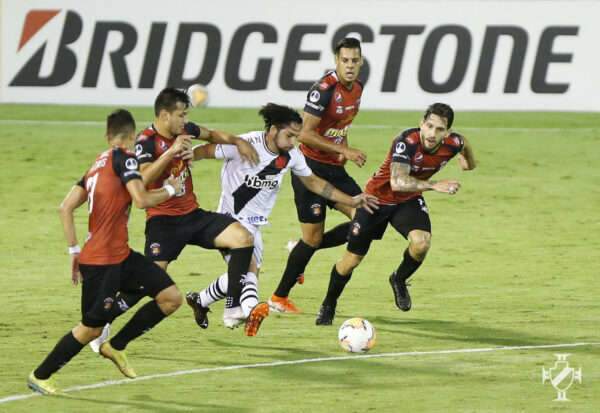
[233, 226, 254, 248]
[410, 234, 431, 259]
[303, 232, 323, 248]
[76, 324, 104, 341]
[337, 253, 363, 275]
[156, 286, 183, 315]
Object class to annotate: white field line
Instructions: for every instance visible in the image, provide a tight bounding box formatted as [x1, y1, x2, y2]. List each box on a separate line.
[0, 119, 597, 132]
[1, 341, 598, 405]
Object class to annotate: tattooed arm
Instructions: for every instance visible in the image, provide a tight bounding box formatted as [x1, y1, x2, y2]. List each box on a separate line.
[390, 162, 460, 194]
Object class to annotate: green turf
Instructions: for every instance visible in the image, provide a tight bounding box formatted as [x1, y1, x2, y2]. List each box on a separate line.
[0, 104, 598, 412]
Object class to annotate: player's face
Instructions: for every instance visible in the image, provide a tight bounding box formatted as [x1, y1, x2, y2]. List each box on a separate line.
[420, 114, 449, 151]
[335, 48, 363, 86]
[163, 102, 188, 137]
[123, 130, 136, 150]
[274, 122, 302, 152]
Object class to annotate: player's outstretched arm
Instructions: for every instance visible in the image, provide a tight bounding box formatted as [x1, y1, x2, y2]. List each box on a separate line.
[58, 185, 87, 285]
[125, 177, 181, 209]
[197, 127, 258, 165]
[297, 173, 379, 213]
[457, 136, 476, 170]
[192, 143, 217, 160]
[299, 113, 366, 167]
[390, 162, 460, 194]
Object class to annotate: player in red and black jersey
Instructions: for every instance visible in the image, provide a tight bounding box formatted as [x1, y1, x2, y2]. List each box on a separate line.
[127, 87, 263, 328]
[28, 110, 184, 394]
[314, 103, 477, 325]
[270, 37, 371, 313]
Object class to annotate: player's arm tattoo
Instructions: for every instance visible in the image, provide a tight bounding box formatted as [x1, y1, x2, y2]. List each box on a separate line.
[390, 162, 434, 192]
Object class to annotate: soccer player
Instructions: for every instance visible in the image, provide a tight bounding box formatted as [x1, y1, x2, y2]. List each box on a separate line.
[28, 109, 185, 395]
[314, 103, 477, 325]
[185, 103, 378, 335]
[269, 37, 368, 313]
[134, 88, 261, 325]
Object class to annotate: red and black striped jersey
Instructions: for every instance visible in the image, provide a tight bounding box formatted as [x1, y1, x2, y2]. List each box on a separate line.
[302, 71, 363, 166]
[78, 147, 141, 265]
[366, 128, 464, 204]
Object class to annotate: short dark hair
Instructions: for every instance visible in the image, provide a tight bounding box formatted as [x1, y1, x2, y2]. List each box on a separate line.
[106, 109, 135, 138]
[154, 87, 190, 116]
[258, 103, 302, 130]
[334, 37, 362, 56]
[423, 103, 454, 129]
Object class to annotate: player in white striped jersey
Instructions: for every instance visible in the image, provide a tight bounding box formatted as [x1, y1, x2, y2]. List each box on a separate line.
[185, 103, 378, 335]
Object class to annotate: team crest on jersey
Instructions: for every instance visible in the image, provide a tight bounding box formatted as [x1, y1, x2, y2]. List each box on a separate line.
[311, 203, 322, 217]
[150, 242, 161, 256]
[414, 152, 424, 162]
[335, 92, 342, 103]
[103, 297, 114, 311]
[351, 222, 361, 236]
[158, 140, 168, 151]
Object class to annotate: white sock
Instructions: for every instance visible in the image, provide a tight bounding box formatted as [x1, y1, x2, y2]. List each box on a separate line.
[241, 272, 259, 318]
[199, 272, 227, 308]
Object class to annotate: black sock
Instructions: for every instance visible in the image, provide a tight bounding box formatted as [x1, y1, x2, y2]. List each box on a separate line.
[319, 222, 351, 249]
[396, 249, 423, 281]
[274, 240, 317, 297]
[323, 265, 352, 306]
[34, 332, 85, 380]
[110, 300, 166, 351]
[225, 247, 253, 308]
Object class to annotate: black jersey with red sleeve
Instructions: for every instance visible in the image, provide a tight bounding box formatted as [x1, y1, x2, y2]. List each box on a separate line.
[78, 148, 141, 265]
[365, 128, 464, 204]
[301, 71, 363, 166]
[135, 125, 199, 219]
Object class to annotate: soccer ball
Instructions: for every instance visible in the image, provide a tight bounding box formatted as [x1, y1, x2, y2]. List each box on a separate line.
[338, 318, 376, 353]
[186, 84, 209, 108]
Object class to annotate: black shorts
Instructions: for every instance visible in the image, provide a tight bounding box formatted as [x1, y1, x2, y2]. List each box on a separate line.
[144, 208, 237, 262]
[79, 250, 175, 328]
[346, 196, 432, 256]
[292, 157, 362, 223]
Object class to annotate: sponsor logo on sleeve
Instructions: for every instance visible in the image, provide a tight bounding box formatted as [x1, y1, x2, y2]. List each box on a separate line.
[309, 90, 321, 102]
[125, 158, 138, 170]
[395, 142, 406, 153]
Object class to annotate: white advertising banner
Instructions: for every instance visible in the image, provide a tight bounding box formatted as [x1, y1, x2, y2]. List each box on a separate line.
[1, 0, 599, 110]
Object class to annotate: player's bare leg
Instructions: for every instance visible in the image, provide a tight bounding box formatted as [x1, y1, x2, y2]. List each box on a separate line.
[390, 230, 431, 311]
[316, 251, 364, 325]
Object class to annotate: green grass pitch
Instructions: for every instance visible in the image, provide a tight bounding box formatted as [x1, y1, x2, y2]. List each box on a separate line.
[0, 104, 598, 412]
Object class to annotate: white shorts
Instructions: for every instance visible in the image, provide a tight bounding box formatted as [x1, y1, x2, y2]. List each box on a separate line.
[222, 220, 264, 268]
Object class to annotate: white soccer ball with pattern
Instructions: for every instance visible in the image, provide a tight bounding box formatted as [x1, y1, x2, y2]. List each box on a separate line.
[338, 318, 376, 353]
[186, 83, 209, 108]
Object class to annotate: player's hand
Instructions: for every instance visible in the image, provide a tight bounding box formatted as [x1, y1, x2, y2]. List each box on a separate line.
[352, 193, 380, 214]
[170, 135, 193, 155]
[343, 147, 367, 167]
[166, 175, 183, 195]
[431, 180, 460, 195]
[180, 148, 194, 162]
[71, 254, 82, 286]
[235, 138, 259, 165]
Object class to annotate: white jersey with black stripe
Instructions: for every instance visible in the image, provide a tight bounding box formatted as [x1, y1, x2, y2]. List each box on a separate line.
[215, 131, 312, 226]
